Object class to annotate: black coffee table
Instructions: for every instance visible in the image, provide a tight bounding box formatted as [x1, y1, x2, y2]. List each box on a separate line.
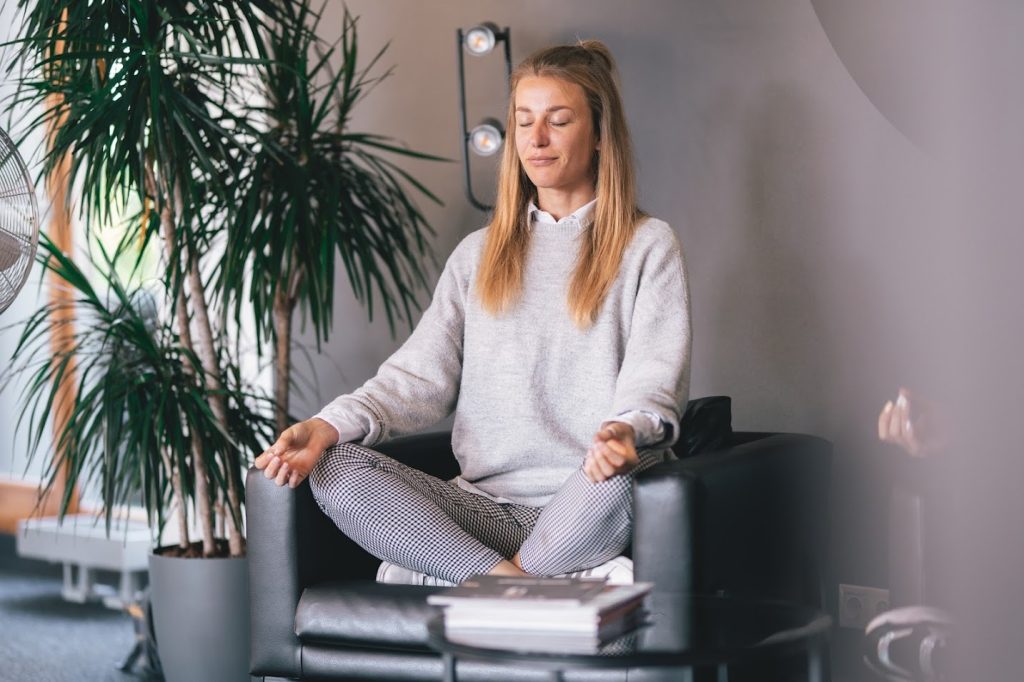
[427, 593, 831, 681]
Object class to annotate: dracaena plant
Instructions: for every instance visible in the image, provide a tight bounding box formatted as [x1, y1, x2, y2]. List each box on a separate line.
[3, 0, 443, 558]
[218, 3, 444, 434]
[6, 235, 276, 550]
[4, 0, 279, 558]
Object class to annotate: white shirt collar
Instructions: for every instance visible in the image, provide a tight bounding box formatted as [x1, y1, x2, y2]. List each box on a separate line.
[528, 197, 597, 230]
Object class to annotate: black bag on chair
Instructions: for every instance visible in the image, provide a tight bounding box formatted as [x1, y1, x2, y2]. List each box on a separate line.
[674, 395, 732, 458]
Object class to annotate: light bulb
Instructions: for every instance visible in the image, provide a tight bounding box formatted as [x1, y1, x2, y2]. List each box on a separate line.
[469, 120, 503, 156]
[464, 23, 499, 56]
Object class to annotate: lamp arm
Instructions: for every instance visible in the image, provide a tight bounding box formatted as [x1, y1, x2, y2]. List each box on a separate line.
[502, 27, 512, 82]
[456, 26, 513, 213]
[456, 29, 492, 212]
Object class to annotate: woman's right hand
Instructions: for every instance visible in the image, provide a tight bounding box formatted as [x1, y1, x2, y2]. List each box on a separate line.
[254, 418, 339, 488]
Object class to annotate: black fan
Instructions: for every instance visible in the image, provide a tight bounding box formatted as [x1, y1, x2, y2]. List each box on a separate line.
[0, 126, 39, 315]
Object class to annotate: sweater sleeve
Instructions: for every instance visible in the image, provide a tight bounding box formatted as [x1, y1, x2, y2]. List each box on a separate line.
[313, 243, 467, 446]
[607, 225, 692, 450]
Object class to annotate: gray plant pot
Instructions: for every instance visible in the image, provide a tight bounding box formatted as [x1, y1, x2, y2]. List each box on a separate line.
[149, 551, 252, 682]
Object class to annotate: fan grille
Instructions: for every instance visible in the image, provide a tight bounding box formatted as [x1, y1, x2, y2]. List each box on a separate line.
[0, 126, 39, 315]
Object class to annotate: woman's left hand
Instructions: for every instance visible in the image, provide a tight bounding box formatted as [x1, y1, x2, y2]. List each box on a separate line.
[584, 422, 639, 483]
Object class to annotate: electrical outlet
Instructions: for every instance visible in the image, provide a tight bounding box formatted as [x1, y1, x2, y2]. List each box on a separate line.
[838, 584, 890, 629]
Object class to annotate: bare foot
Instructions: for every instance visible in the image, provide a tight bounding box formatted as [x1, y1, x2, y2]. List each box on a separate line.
[487, 559, 528, 577]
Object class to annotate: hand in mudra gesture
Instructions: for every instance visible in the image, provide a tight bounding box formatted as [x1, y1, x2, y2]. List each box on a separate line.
[254, 418, 338, 488]
[878, 387, 942, 458]
[584, 422, 639, 483]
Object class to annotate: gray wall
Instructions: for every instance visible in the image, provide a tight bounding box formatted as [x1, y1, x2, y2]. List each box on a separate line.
[300, 0, 961, 592]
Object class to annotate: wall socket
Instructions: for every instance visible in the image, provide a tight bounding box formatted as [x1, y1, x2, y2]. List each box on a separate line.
[838, 584, 890, 629]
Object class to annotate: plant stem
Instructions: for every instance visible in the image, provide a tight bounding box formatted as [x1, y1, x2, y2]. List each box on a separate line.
[185, 254, 244, 556]
[151, 163, 216, 557]
[273, 284, 291, 435]
[162, 446, 189, 551]
[173, 239, 216, 557]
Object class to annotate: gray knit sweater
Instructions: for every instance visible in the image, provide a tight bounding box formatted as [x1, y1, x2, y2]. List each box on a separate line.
[315, 209, 691, 506]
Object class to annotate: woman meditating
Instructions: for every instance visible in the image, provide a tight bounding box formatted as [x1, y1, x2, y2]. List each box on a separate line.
[254, 40, 691, 586]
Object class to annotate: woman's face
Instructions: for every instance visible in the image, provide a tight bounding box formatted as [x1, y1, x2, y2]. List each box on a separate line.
[514, 75, 599, 202]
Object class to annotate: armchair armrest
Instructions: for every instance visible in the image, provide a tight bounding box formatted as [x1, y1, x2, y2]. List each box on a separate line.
[246, 467, 307, 678]
[246, 430, 457, 678]
[634, 433, 831, 608]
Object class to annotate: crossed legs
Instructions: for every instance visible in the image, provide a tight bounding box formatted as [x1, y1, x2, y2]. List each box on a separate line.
[308, 442, 655, 582]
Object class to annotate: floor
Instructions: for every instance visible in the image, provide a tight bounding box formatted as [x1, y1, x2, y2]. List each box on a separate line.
[0, 535, 160, 682]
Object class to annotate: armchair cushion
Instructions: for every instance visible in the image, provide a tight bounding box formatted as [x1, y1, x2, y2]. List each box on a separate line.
[296, 582, 446, 649]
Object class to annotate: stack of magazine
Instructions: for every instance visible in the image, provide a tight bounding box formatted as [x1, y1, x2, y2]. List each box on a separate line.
[427, 574, 652, 653]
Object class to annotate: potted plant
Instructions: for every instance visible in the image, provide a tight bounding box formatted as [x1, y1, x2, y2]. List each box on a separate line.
[7, 236, 276, 679]
[3, 2, 442, 680]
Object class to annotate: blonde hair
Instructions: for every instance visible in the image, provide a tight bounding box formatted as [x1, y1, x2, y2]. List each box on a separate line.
[475, 40, 645, 328]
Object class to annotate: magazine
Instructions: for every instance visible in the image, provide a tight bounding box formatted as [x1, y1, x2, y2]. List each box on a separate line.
[443, 595, 646, 630]
[427, 575, 610, 608]
[444, 608, 648, 653]
[427, 575, 652, 613]
[429, 575, 653, 649]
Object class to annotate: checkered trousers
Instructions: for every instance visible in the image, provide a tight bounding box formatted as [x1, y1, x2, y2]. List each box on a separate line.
[307, 442, 663, 584]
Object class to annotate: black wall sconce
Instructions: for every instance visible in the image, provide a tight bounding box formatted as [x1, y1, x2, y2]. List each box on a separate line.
[456, 22, 512, 211]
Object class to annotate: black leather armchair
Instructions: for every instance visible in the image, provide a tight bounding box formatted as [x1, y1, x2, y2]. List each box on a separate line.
[247, 398, 831, 681]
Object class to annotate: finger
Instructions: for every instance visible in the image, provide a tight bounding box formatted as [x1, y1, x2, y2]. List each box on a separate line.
[604, 437, 628, 455]
[583, 455, 598, 483]
[605, 425, 632, 444]
[602, 423, 634, 444]
[276, 427, 297, 450]
[887, 397, 904, 442]
[274, 461, 290, 487]
[605, 439, 639, 466]
[594, 441, 624, 467]
[264, 456, 281, 479]
[254, 451, 270, 469]
[878, 401, 893, 441]
[587, 450, 608, 482]
[605, 437, 640, 466]
[260, 438, 287, 463]
[594, 451, 618, 479]
[288, 470, 302, 488]
[594, 425, 619, 443]
[900, 405, 921, 456]
[593, 436, 622, 462]
[896, 390, 915, 440]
